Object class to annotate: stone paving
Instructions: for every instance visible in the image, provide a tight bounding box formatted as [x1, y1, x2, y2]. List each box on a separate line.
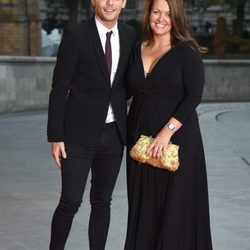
[0, 102, 249, 250]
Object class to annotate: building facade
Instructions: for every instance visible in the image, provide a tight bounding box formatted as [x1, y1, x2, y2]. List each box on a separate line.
[39, 0, 250, 35]
[1, 0, 249, 56]
[0, 0, 41, 56]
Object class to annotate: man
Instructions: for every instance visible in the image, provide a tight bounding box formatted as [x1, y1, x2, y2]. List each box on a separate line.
[47, 0, 136, 248]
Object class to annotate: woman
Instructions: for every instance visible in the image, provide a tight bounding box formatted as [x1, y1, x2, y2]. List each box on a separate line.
[124, 0, 213, 249]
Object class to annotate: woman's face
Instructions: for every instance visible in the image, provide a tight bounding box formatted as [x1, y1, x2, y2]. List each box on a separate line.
[149, 0, 172, 38]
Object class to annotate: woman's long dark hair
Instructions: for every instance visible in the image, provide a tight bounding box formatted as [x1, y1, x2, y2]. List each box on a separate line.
[142, 0, 207, 52]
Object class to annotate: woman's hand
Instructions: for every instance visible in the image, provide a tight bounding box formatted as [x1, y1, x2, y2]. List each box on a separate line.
[146, 127, 173, 159]
[146, 117, 182, 159]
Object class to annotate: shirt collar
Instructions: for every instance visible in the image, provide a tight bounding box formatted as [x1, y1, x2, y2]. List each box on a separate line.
[95, 16, 119, 38]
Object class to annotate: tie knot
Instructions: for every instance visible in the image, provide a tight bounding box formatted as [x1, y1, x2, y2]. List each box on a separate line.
[106, 31, 112, 40]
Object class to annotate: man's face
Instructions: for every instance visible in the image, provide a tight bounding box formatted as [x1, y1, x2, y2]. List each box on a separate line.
[92, 0, 126, 28]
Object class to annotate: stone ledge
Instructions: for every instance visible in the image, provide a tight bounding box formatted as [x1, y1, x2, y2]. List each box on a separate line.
[0, 57, 249, 113]
[204, 59, 250, 65]
[0, 56, 56, 63]
[1, 56, 250, 65]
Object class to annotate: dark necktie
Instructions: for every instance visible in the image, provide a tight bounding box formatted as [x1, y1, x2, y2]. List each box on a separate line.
[105, 31, 112, 75]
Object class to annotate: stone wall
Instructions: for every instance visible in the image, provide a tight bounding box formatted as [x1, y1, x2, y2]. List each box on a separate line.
[0, 57, 249, 113]
[0, 56, 54, 113]
[203, 60, 250, 101]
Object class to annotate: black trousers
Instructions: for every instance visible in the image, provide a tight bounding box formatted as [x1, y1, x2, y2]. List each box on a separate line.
[49, 122, 124, 250]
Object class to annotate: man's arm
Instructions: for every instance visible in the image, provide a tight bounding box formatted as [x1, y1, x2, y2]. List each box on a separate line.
[47, 29, 79, 142]
[47, 29, 79, 167]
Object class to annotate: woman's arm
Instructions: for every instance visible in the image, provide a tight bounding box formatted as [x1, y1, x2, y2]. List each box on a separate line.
[147, 46, 204, 159]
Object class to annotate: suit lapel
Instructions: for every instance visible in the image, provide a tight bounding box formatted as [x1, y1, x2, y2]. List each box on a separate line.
[88, 17, 110, 82]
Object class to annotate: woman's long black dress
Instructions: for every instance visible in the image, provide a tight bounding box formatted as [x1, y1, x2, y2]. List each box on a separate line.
[124, 42, 213, 250]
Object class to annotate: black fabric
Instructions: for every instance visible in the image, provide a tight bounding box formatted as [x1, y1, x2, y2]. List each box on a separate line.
[50, 124, 123, 250]
[47, 17, 136, 146]
[124, 43, 213, 250]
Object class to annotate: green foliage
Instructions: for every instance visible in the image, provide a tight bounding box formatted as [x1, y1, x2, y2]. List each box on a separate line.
[43, 0, 88, 33]
[44, 0, 89, 9]
[184, 0, 249, 9]
[220, 0, 247, 6]
[125, 19, 142, 42]
[43, 0, 66, 34]
[184, 0, 207, 10]
[228, 35, 250, 52]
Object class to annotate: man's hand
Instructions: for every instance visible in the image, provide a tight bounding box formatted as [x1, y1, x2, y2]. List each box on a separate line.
[51, 142, 67, 168]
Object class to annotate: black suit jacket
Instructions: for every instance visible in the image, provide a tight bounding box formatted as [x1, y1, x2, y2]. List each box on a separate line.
[47, 17, 136, 146]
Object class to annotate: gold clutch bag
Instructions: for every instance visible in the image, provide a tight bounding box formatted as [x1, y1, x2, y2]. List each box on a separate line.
[130, 135, 180, 172]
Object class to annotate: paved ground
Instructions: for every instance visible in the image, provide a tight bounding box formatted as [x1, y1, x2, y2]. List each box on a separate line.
[0, 102, 250, 250]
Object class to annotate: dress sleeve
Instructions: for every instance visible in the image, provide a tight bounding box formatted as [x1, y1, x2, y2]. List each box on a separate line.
[173, 46, 204, 124]
[47, 30, 79, 142]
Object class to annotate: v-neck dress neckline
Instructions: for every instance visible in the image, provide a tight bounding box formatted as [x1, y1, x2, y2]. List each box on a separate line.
[138, 42, 181, 79]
